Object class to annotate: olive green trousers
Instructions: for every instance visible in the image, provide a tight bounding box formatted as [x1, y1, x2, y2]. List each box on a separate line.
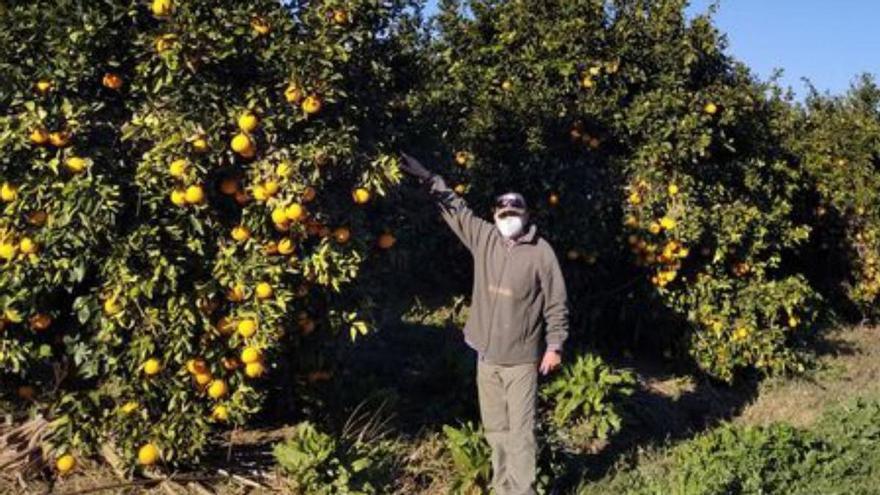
[476, 358, 538, 495]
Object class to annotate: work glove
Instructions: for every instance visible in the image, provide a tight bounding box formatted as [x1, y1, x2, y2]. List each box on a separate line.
[399, 152, 434, 182]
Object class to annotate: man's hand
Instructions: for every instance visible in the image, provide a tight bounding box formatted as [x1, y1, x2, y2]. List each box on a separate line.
[539, 350, 562, 375]
[399, 152, 434, 181]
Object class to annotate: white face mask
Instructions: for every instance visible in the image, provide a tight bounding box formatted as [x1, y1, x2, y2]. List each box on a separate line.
[496, 215, 525, 238]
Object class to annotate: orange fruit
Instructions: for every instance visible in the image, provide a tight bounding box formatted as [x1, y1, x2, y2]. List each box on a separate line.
[263, 180, 279, 196]
[668, 183, 679, 196]
[186, 358, 208, 375]
[103, 296, 122, 315]
[548, 193, 560, 207]
[285, 84, 304, 104]
[142, 358, 161, 376]
[352, 187, 370, 204]
[137, 443, 160, 466]
[255, 282, 273, 300]
[581, 76, 594, 89]
[302, 186, 317, 203]
[333, 226, 351, 244]
[56, 454, 76, 475]
[216, 316, 235, 335]
[230, 133, 254, 154]
[454, 151, 470, 166]
[704, 102, 718, 115]
[65, 157, 88, 174]
[241, 347, 261, 364]
[251, 16, 270, 35]
[168, 159, 187, 178]
[30, 313, 51, 331]
[0, 241, 18, 261]
[231, 226, 250, 242]
[221, 357, 240, 371]
[333, 9, 349, 24]
[285, 203, 305, 221]
[302, 95, 322, 114]
[237, 319, 257, 338]
[191, 136, 209, 153]
[377, 232, 396, 249]
[211, 405, 229, 422]
[184, 185, 205, 204]
[193, 372, 212, 387]
[244, 361, 265, 378]
[271, 207, 289, 226]
[48, 131, 70, 147]
[102, 73, 123, 90]
[453, 183, 467, 195]
[27, 210, 47, 227]
[35, 79, 53, 94]
[238, 112, 259, 133]
[29, 127, 49, 145]
[207, 379, 228, 399]
[19, 237, 38, 255]
[170, 188, 187, 206]
[277, 238, 295, 255]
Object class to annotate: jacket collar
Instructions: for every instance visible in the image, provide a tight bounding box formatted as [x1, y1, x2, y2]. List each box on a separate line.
[503, 223, 538, 246]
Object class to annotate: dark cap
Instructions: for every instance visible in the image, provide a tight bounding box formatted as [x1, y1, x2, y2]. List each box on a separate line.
[494, 192, 527, 216]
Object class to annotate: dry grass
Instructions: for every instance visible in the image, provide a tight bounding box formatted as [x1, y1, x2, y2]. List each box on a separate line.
[735, 324, 880, 428]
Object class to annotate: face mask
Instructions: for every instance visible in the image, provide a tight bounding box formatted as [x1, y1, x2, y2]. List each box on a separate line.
[496, 215, 524, 238]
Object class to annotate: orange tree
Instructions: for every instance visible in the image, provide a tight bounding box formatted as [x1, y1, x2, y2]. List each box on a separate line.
[403, 0, 820, 382]
[0, 0, 418, 470]
[790, 76, 880, 318]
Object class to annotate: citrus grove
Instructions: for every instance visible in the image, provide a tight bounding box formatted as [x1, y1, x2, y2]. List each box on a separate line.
[1, 0, 878, 480]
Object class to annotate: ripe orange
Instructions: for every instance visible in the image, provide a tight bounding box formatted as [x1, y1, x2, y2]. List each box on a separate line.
[659, 216, 676, 230]
[668, 183, 679, 196]
[168, 159, 187, 178]
[237, 319, 257, 338]
[186, 358, 208, 375]
[170, 189, 187, 206]
[302, 95, 322, 114]
[277, 238, 295, 255]
[230, 133, 254, 154]
[137, 443, 160, 466]
[48, 131, 70, 147]
[453, 184, 467, 195]
[244, 361, 265, 378]
[221, 357, 240, 371]
[103, 296, 122, 315]
[211, 405, 229, 422]
[102, 73, 123, 90]
[255, 282, 273, 299]
[193, 372, 212, 387]
[29, 127, 49, 145]
[581, 76, 594, 89]
[19, 237, 38, 255]
[276, 161, 293, 178]
[252, 184, 268, 202]
[454, 151, 470, 166]
[352, 187, 370, 204]
[142, 358, 161, 376]
[238, 112, 259, 133]
[35, 79, 53, 94]
[56, 454, 76, 475]
[263, 180, 279, 196]
[333, 226, 351, 244]
[501, 80, 513, 91]
[0, 241, 18, 261]
[302, 186, 317, 203]
[207, 379, 228, 399]
[333, 9, 349, 24]
[548, 193, 560, 207]
[30, 313, 51, 331]
[251, 16, 271, 35]
[271, 207, 289, 226]
[628, 192, 641, 205]
[231, 225, 250, 242]
[65, 156, 88, 174]
[285, 203, 305, 221]
[184, 185, 205, 204]
[191, 136, 209, 153]
[284, 84, 304, 104]
[241, 347, 261, 364]
[704, 102, 718, 115]
[377, 232, 396, 249]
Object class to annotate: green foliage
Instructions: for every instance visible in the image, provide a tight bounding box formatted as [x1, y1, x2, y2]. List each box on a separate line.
[273, 420, 398, 495]
[542, 354, 636, 444]
[580, 399, 880, 495]
[441, 421, 492, 494]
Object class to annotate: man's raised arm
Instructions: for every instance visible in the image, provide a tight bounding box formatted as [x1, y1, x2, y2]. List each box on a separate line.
[399, 152, 493, 252]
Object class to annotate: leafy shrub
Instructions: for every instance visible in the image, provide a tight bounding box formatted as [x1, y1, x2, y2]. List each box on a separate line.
[273, 420, 398, 495]
[441, 421, 492, 495]
[542, 354, 636, 445]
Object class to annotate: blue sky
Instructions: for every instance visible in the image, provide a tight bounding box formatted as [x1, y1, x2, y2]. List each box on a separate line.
[423, 1, 880, 99]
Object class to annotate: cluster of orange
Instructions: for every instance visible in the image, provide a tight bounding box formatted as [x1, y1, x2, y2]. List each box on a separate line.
[579, 60, 619, 90]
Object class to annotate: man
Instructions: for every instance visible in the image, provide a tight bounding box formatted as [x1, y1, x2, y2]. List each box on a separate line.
[399, 152, 570, 495]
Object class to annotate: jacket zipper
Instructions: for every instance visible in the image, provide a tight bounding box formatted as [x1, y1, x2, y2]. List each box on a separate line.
[484, 242, 513, 355]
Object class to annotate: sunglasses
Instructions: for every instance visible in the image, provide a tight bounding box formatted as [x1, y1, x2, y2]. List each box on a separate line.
[494, 194, 526, 210]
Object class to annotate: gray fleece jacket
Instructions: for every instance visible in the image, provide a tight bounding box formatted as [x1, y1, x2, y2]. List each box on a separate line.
[425, 175, 570, 365]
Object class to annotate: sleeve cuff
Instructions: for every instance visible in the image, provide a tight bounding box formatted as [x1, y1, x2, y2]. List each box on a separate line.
[547, 343, 563, 354]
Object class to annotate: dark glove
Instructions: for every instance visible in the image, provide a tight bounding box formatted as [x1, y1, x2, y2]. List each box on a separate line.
[399, 152, 434, 182]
